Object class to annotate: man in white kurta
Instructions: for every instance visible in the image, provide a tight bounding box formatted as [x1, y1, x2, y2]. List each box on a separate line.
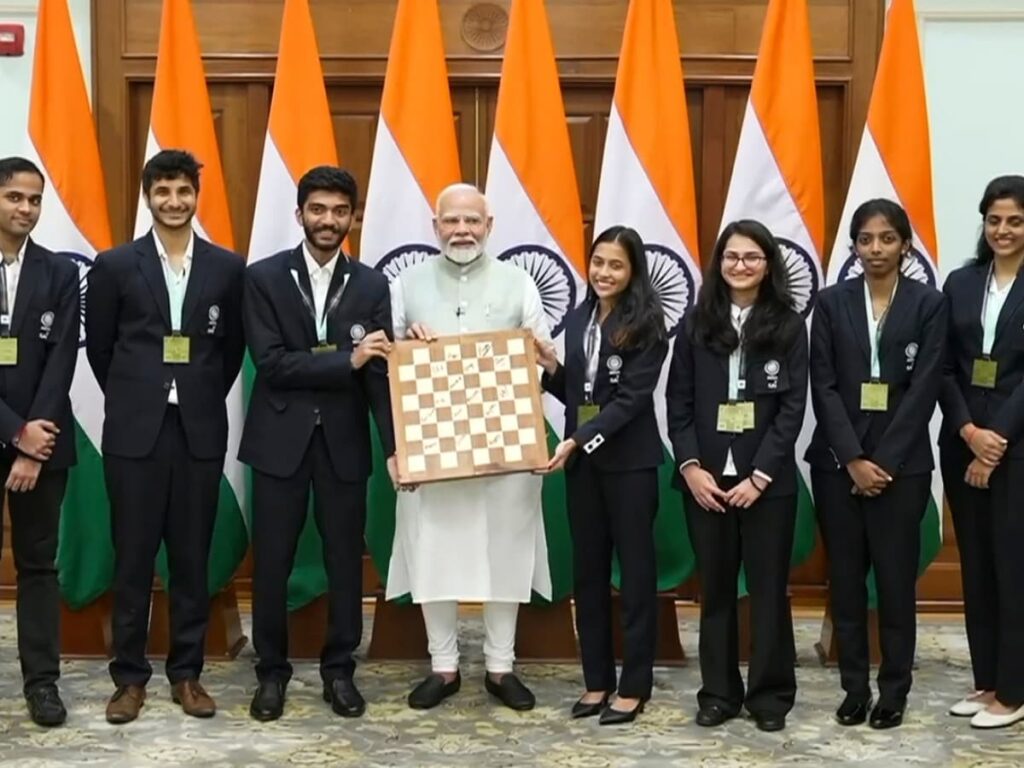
[387, 184, 552, 711]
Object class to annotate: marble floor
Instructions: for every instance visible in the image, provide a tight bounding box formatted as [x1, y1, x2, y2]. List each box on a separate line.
[0, 605, 1019, 767]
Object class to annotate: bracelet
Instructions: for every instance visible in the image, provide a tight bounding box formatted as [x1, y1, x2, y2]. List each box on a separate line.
[749, 474, 767, 492]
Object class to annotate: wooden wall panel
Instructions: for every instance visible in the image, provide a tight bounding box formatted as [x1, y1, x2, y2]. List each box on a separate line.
[15, 0, 948, 608]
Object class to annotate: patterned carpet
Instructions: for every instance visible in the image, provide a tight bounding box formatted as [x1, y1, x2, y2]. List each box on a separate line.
[0, 605, 1021, 767]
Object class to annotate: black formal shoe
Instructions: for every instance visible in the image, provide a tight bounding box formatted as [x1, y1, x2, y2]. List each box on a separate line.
[408, 672, 461, 710]
[25, 684, 66, 727]
[323, 678, 366, 718]
[753, 713, 786, 732]
[599, 698, 645, 726]
[835, 695, 873, 726]
[484, 673, 536, 711]
[249, 681, 286, 722]
[696, 704, 736, 727]
[869, 702, 905, 730]
[571, 692, 611, 719]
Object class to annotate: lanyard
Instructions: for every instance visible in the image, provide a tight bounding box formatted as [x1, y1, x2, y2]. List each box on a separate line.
[980, 264, 1013, 357]
[160, 257, 189, 332]
[292, 268, 350, 343]
[863, 276, 898, 380]
[727, 308, 750, 401]
[583, 305, 601, 404]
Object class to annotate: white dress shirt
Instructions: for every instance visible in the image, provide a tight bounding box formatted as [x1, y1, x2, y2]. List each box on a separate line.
[302, 242, 341, 341]
[154, 230, 194, 405]
[723, 304, 752, 476]
[0, 238, 27, 324]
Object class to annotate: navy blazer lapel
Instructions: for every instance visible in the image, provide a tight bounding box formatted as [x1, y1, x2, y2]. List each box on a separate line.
[842, 278, 871, 367]
[10, 240, 44, 334]
[994, 268, 1024, 346]
[137, 234, 172, 330]
[286, 245, 318, 343]
[878, 278, 912, 364]
[324, 255, 353, 319]
[180, 236, 212, 330]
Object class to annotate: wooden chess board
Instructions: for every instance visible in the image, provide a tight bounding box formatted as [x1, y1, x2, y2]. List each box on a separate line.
[388, 329, 549, 484]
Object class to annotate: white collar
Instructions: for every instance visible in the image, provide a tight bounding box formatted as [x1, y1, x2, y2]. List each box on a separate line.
[2, 237, 28, 266]
[302, 241, 341, 278]
[730, 303, 752, 324]
[152, 229, 194, 264]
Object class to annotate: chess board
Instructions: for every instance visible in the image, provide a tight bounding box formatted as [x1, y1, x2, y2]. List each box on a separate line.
[388, 329, 549, 484]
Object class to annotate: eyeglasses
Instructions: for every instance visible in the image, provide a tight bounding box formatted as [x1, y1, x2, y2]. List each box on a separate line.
[722, 253, 767, 267]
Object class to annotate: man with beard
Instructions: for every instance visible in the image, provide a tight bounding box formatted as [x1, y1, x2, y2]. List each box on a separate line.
[241, 165, 397, 721]
[0, 157, 79, 727]
[86, 149, 245, 724]
[387, 183, 553, 711]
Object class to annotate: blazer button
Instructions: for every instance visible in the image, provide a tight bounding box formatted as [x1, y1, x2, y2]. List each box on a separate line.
[313, 407, 321, 415]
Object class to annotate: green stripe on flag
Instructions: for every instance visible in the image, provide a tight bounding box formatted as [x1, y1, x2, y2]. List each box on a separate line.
[57, 421, 115, 609]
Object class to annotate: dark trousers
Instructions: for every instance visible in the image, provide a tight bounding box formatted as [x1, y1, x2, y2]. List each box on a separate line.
[251, 427, 366, 685]
[942, 442, 1024, 706]
[0, 464, 66, 693]
[685, 485, 797, 717]
[813, 470, 928, 707]
[105, 407, 223, 687]
[566, 456, 657, 699]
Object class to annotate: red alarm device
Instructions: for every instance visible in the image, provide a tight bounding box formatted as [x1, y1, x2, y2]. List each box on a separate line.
[0, 24, 25, 57]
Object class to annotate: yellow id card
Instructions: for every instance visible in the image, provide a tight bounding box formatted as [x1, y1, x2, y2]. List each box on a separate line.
[971, 357, 998, 389]
[163, 334, 190, 364]
[0, 337, 17, 366]
[312, 343, 338, 354]
[860, 381, 889, 412]
[577, 404, 600, 427]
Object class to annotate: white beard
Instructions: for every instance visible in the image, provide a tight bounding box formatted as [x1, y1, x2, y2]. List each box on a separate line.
[444, 242, 484, 266]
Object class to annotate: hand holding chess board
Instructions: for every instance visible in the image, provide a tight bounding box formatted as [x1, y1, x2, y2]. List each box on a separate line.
[388, 329, 550, 484]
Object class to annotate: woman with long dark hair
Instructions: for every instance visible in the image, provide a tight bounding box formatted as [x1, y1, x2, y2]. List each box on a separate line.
[941, 175, 1024, 729]
[535, 225, 667, 725]
[808, 199, 946, 730]
[667, 219, 806, 732]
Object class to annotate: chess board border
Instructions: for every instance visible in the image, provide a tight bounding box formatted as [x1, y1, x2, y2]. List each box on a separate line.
[387, 329, 550, 485]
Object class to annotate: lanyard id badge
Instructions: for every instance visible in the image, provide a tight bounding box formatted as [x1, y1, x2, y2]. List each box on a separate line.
[0, 334, 17, 366]
[860, 378, 889, 411]
[163, 331, 190, 364]
[971, 356, 998, 388]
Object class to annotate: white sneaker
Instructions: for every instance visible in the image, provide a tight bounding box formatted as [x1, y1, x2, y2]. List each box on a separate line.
[970, 705, 1024, 729]
[949, 697, 988, 717]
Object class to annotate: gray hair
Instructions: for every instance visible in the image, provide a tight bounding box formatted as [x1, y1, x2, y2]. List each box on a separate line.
[434, 183, 491, 217]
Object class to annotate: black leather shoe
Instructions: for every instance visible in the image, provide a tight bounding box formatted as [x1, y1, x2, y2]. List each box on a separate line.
[249, 681, 286, 722]
[835, 695, 873, 726]
[323, 678, 366, 718]
[753, 713, 786, 732]
[484, 673, 536, 711]
[599, 698, 645, 726]
[26, 684, 66, 727]
[408, 672, 461, 710]
[572, 692, 611, 719]
[696, 704, 736, 727]
[869, 702, 905, 730]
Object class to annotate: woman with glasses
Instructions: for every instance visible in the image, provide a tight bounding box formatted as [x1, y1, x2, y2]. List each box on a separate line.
[807, 199, 947, 730]
[536, 225, 667, 726]
[667, 220, 807, 732]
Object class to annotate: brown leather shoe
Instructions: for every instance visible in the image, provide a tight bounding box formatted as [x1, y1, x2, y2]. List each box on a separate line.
[171, 680, 216, 718]
[106, 685, 146, 724]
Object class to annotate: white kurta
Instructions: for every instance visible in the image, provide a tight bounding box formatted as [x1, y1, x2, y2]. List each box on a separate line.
[386, 254, 553, 603]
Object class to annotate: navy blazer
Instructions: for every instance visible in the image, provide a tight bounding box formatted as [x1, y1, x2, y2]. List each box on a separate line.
[805, 276, 947, 477]
[85, 232, 246, 460]
[667, 307, 807, 499]
[940, 262, 1024, 457]
[542, 301, 667, 472]
[0, 239, 79, 469]
[239, 246, 395, 480]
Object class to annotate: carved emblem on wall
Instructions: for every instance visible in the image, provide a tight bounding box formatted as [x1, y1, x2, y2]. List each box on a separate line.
[461, 3, 509, 52]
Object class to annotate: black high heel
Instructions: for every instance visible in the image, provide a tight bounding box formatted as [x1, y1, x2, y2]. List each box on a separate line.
[598, 696, 647, 725]
[571, 692, 611, 719]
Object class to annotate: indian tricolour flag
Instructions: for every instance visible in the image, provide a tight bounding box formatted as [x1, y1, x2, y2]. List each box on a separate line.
[247, 0, 339, 609]
[483, 0, 585, 601]
[593, 0, 697, 589]
[134, 0, 247, 593]
[826, 0, 942, 571]
[359, 0, 461, 588]
[27, 0, 115, 609]
[719, 0, 825, 567]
